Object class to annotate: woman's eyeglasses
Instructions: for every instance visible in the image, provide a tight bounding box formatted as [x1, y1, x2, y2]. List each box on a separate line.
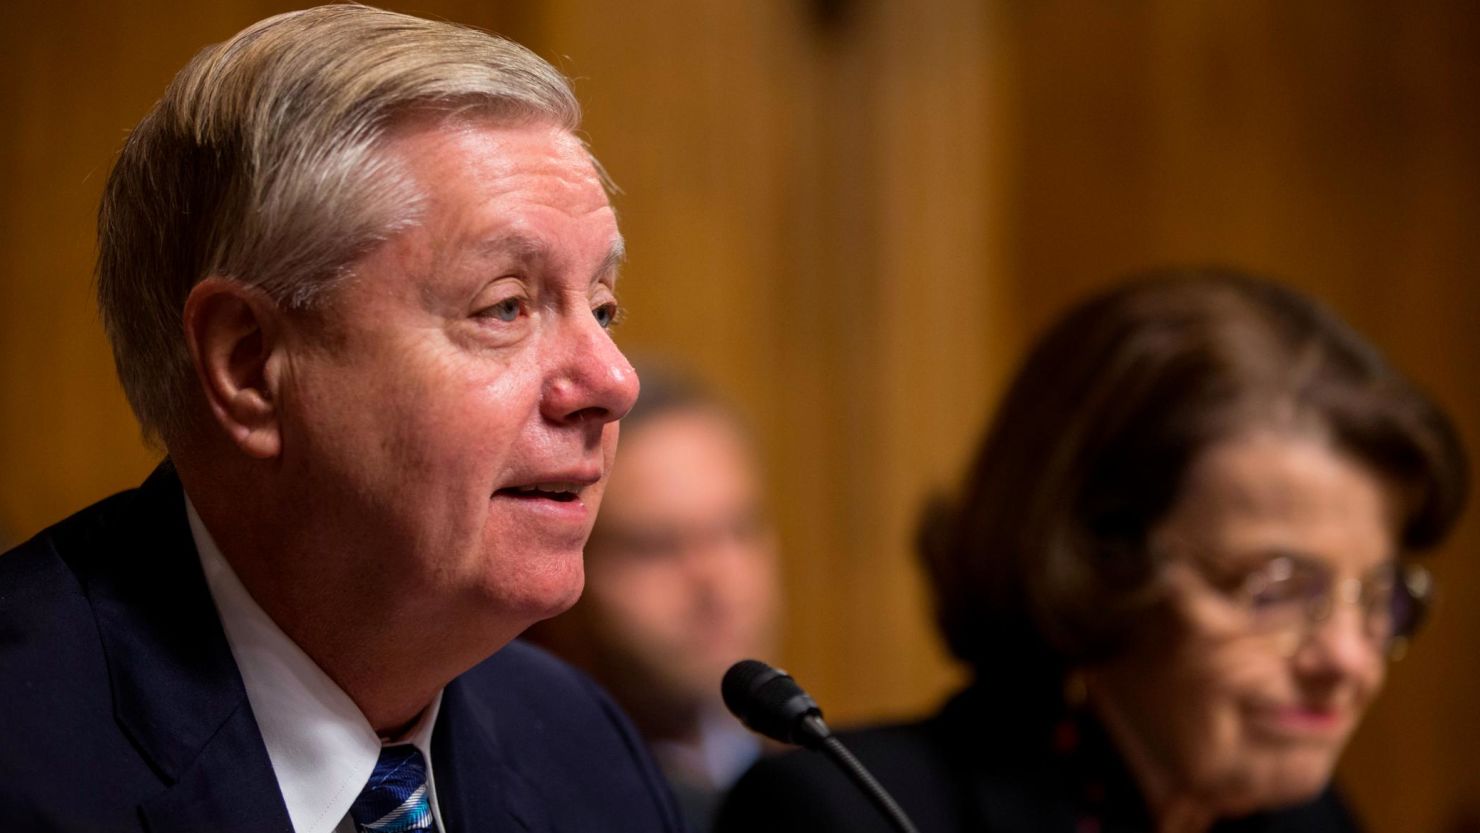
[1197, 554, 1433, 658]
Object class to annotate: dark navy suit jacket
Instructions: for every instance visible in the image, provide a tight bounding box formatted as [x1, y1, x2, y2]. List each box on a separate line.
[0, 462, 686, 832]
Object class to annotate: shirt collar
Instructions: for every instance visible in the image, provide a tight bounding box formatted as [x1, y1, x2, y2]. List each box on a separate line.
[187, 499, 444, 833]
[649, 705, 761, 790]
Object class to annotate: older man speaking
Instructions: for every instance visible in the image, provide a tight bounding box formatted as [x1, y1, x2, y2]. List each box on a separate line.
[0, 6, 682, 832]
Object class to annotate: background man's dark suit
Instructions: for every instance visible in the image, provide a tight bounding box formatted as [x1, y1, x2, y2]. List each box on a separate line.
[0, 463, 686, 832]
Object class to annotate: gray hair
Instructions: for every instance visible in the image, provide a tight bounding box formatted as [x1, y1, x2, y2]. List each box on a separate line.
[96, 3, 582, 448]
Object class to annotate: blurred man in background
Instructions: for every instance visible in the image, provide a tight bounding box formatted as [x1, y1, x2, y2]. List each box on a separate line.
[529, 364, 783, 832]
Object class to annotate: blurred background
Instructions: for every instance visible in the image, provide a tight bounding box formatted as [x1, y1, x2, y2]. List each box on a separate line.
[1, 2, 1475, 830]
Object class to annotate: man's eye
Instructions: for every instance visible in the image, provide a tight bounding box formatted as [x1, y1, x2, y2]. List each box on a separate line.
[479, 298, 523, 322]
[593, 302, 621, 329]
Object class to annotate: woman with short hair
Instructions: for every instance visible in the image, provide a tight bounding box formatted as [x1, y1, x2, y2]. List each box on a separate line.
[718, 269, 1468, 833]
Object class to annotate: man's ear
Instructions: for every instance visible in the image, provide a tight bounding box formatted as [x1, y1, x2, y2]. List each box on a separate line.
[182, 276, 287, 459]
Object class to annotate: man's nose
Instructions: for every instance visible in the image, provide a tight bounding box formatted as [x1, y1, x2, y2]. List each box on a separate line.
[541, 313, 640, 427]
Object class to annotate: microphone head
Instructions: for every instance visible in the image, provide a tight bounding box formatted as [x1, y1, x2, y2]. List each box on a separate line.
[722, 659, 831, 748]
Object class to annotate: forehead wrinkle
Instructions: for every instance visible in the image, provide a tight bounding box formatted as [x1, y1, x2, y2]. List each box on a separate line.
[473, 231, 548, 265]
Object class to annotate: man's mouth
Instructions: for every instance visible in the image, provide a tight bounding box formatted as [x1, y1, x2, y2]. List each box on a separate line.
[495, 483, 584, 503]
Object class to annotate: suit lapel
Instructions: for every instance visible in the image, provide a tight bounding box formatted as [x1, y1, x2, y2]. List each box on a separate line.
[433, 674, 550, 833]
[136, 699, 292, 833]
[79, 462, 292, 832]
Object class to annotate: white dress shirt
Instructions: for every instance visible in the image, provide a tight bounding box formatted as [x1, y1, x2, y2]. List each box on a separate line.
[188, 500, 448, 833]
[649, 705, 762, 790]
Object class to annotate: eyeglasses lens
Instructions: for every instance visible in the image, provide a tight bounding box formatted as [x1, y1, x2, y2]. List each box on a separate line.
[1243, 560, 1431, 648]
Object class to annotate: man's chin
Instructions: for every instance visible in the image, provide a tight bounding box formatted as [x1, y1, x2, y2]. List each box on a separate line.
[532, 573, 587, 621]
[482, 557, 586, 626]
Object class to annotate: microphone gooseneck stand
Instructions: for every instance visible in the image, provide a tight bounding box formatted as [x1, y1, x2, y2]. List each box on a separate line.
[722, 660, 922, 833]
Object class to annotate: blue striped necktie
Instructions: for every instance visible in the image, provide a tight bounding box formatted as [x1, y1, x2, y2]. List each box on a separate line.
[348, 744, 439, 833]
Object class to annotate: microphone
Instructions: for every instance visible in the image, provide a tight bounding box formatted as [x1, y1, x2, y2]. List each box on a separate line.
[721, 660, 921, 833]
[720, 658, 830, 748]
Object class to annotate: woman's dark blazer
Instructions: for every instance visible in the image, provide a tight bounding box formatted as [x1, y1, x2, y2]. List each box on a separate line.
[714, 685, 1362, 833]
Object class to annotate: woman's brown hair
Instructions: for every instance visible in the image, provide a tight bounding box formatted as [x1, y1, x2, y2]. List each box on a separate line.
[920, 268, 1468, 699]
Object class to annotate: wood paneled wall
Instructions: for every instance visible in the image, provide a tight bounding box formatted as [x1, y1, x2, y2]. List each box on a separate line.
[1, 3, 1474, 831]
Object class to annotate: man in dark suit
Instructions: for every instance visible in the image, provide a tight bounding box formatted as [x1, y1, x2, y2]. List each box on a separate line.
[0, 6, 682, 832]
[527, 365, 783, 833]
